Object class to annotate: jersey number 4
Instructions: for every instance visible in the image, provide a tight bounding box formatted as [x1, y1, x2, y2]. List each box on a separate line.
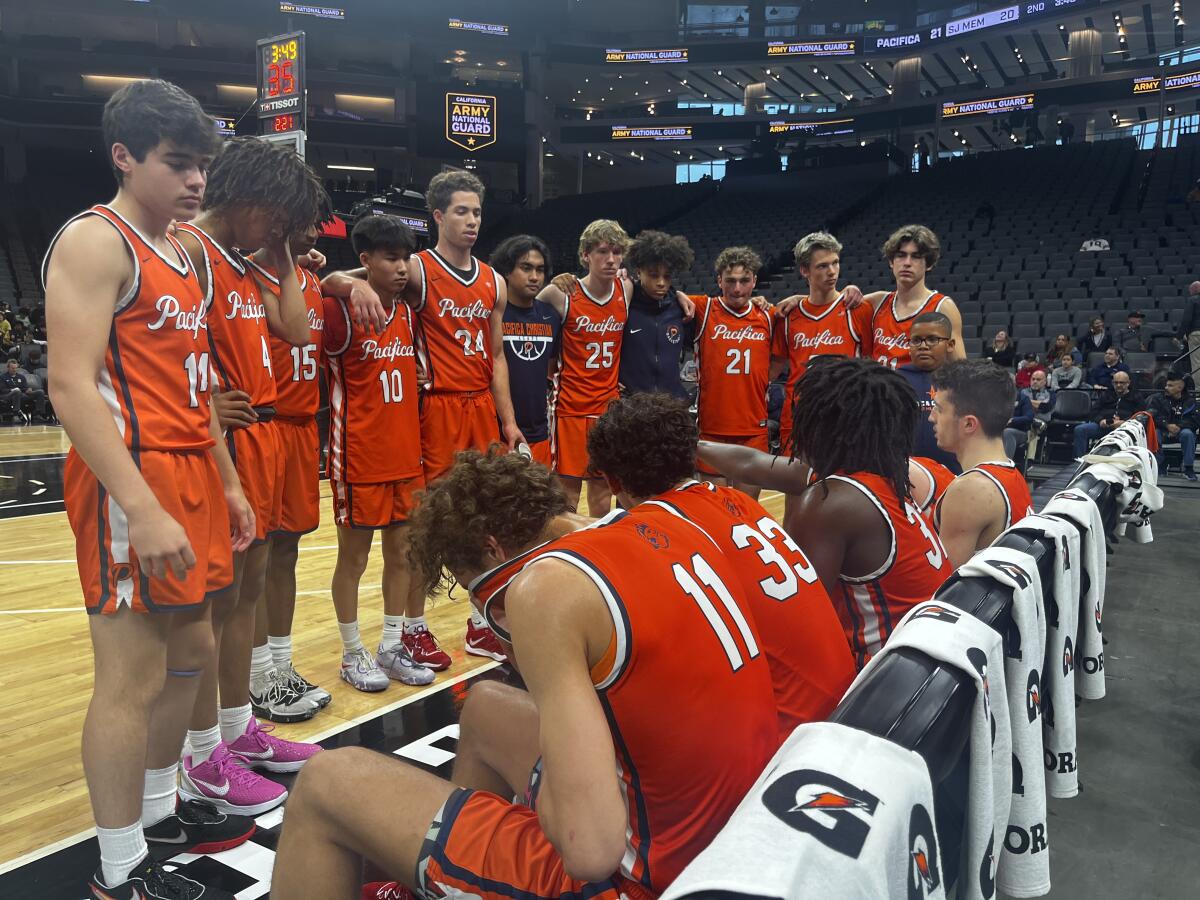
[672, 553, 760, 672]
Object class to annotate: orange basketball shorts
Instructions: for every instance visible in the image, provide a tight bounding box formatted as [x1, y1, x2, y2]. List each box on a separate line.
[227, 419, 284, 543]
[420, 390, 501, 483]
[331, 474, 425, 529]
[696, 430, 770, 476]
[527, 438, 553, 468]
[272, 415, 320, 536]
[65, 448, 234, 615]
[416, 788, 654, 900]
[552, 414, 601, 480]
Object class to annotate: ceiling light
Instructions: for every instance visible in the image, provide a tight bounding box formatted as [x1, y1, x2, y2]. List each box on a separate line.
[328, 164, 375, 172]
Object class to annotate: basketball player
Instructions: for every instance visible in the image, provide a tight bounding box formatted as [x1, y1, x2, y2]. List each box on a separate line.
[243, 209, 334, 719]
[693, 246, 774, 498]
[771, 232, 874, 452]
[911, 455, 957, 523]
[854, 224, 965, 368]
[323, 215, 437, 692]
[784, 358, 953, 668]
[44, 78, 253, 900]
[174, 137, 326, 815]
[491, 234, 558, 469]
[272, 448, 778, 900]
[535, 219, 632, 515]
[929, 359, 1035, 568]
[324, 170, 518, 668]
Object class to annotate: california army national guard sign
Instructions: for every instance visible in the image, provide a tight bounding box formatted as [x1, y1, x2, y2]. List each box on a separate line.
[446, 92, 498, 152]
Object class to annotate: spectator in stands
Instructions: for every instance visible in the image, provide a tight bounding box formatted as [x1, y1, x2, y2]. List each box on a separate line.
[1149, 372, 1198, 480]
[1017, 368, 1055, 459]
[984, 330, 1015, 368]
[1118, 310, 1148, 353]
[1073, 372, 1140, 458]
[1015, 353, 1046, 389]
[898, 311, 961, 473]
[1047, 333, 1082, 367]
[1077, 315, 1113, 356]
[0, 358, 47, 423]
[0, 328, 16, 362]
[1003, 385, 1035, 460]
[1051, 352, 1085, 389]
[0, 313, 10, 343]
[1088, 347, 1131, 390]
[28, 349, 47, 390]
[1180, 282, 1200, 384]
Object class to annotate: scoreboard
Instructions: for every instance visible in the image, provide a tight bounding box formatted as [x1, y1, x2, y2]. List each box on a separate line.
[256, 31, 307, 152]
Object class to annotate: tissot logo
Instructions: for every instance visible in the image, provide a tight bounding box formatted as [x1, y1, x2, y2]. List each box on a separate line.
[761, 769, 879, 858]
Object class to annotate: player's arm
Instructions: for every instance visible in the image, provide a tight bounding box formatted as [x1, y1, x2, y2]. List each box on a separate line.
[206, 398, 255, 552]
[774, 293, 802, 317]
[941, 297, 966, 360]
[490, 277, 526, 449]
[254, 237, 310, 347]
[784, 481, 857, 599]
[769, 316, 789, 380]
[175, 228, 210, 299]
[839, 286, 887, 311]
[506, 561, 628, 882]
[697, 440, 811, 492]
[934, 476, 999, 569]
[536, 283, 569, 320]
[45, 219, 195, 580]
[769, 354, 788, 381]
[322, 267, 389, 333]
[673, 288, 696, 320]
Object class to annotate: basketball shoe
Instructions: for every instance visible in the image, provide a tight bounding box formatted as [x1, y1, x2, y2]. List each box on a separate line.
[249, 665, 319, 724]
[280, 660, 332, 708]
[377, 642, 436, 686]
[400, 624, 452, 670]
[88, 855, 235, 899]
[341, 646, 389, 692]
[464, 618, 508, 662]
[227, 717, 322, 774]
[179, 743, 287, 816]
[143, 798, 256, 855]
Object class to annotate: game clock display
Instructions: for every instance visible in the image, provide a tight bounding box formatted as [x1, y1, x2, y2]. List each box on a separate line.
[257, 31, 306, 134]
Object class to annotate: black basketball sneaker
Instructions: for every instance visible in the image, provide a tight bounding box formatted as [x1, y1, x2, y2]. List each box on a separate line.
[87, 854, 235, 899]
[143, 798, 256, 855]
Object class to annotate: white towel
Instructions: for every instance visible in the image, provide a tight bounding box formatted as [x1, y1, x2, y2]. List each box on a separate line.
[850, 601, 1010, 900]
[661, 721, 947, 900]
[1005, 514, 1083, 800]
[1041, 489, 1107, 703]
[1084, 448, 1163, 544]
[958, 548, 1050, 898]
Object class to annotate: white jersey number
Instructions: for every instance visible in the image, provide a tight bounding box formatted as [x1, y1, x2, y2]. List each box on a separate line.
[673, 553, 761, 672]
[455, 328, 488, 358]
[378, 369, 405, 404]
[585, 341, 616, 370]
[725, 348, 751, 375]
[731, 515, 819, 602]
[904, 500, 946, 569]
[183, 352, 210, 408]
[290, 345, 318, 382]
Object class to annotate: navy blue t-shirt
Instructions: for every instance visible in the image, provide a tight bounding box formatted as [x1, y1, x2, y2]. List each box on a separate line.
[502, 299, 561, 443]
[898, 364, 962, 474]
[619, 283, 693, 398]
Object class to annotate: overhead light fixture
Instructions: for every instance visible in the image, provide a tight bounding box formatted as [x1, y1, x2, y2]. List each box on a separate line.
[328, 164, 375, 172]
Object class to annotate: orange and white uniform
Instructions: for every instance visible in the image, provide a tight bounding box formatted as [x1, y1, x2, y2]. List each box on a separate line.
[45, 205, 233, 614]
[649, 480, 856, 739]
[693, 295, 773, 471]
[410, 249, 501, 482]
[176, 222, 283, 543]
[246, 258, 325, 535]
[935, 459, 1034, 532]
[871, 290, 950, 369]
[445, 505, 777, 898]
[911, 456, 957, 524]
[820, 470, 952, 668]
[550, 278, 628, 478]
[324, 297, 424, 528]
[773, 295, 873, 452]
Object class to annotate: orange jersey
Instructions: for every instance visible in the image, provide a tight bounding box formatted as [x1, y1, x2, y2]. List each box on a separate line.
[937, 459, 1034, 531]
[552, 278, 629, 417]
[871, 290, 949, 369]
[650, 481, 856, 736]
[245, 260, 325, 418]
[822, 471, 953, 667]
[470, 506, 777, 893]
[693, 296, 773, 437]
[772, 294, 873, 388]
[411, 249, 499, 393]
[911, 456, 957, 521]
[42, 205, 215, 451]
[324, 298, 422, 484]
[175, 223, 277, 406]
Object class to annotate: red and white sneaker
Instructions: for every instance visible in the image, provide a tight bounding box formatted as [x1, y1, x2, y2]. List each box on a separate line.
[362, 883, 414, 900]
[464, 618, 508, 662]
[401, 625, 452, 671]
[227, 716, 322, 774]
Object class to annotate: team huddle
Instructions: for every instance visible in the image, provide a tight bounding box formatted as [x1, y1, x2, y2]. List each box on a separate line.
[48, 79, 1043, 900]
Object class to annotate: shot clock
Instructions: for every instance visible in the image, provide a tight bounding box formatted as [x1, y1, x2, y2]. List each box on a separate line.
[256, 32, 306, 137]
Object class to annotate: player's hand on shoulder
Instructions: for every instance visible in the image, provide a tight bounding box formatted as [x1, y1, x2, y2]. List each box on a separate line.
[224, 484, 256, 553]
[676, 290, 696, 321]
[551, 272, 579, 295]
[127, 502, 196, 581]
[297, 248, 327, 271]
[840, 284, 865, 308]
[348, 278, 387, 334]
[774, 294, 802, 316]
[750, 295, 771, 312]
[211, 390, 257, 430]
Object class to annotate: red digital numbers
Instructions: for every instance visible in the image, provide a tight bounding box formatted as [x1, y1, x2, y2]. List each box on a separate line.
[267, 60, 296, 97]
[273, 114, 295, 132]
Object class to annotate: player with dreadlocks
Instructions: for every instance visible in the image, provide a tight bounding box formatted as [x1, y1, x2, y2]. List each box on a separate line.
[783, 357, 952, 668]
[175, 136, 329, 817]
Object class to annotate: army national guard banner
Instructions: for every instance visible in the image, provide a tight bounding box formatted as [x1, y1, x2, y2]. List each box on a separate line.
[446, 93, 498, 152]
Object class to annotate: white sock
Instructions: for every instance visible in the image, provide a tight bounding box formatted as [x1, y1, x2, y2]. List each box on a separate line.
[218, 704, 253, 744]
[381, 614, 405, 648]
[97, 821, 147, 888]
[249, 643, 274, 678]
[469, 608, 487, 628]
[339, 620, 365, 654]
[403, 615, 427, 633]
[186, 725, 222, 765]
[267, 634, 292, 667]
[141, 764, 179, 828]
